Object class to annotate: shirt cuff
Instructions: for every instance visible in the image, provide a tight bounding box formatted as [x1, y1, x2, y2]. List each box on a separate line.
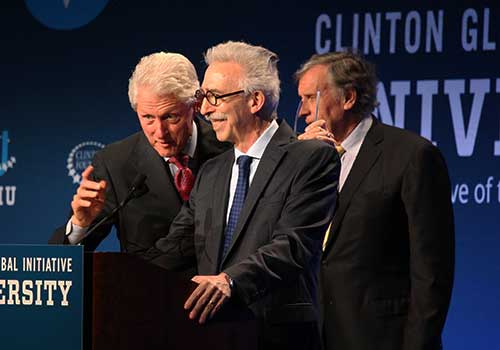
[65, 218, 88, 245]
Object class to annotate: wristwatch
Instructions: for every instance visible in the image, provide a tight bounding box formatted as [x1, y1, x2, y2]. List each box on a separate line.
[225, 274, 235, 290]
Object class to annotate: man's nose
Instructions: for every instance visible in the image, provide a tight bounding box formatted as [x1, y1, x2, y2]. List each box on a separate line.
[298, 100, 310, 118]
[199, 98, 215, 118]
[155, 118, 170, 137]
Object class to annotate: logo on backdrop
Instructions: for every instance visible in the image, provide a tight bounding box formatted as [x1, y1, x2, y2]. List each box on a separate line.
[67, 141, 105, 184]
[0, 130, 17, 207]
[24, 0, 109, 30]
[0, 131, 16, 177]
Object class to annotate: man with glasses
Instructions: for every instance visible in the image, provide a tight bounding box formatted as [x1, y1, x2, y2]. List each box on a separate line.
[147, 41, 340, 349]
[50, 52, 229, 264]
[295, 51, 455, 350]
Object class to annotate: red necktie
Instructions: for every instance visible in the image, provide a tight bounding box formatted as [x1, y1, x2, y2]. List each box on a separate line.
[169, 155, 194, 201]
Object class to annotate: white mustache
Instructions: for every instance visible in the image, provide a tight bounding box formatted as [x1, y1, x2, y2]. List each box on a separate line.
[206, 113, 228, 122]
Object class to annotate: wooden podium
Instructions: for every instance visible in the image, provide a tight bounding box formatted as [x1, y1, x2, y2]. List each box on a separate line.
[84, 253, 257, 350]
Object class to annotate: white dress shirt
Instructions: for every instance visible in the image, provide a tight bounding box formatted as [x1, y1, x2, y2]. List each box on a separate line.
[338, 116, 372, 191]
[226, 120, 279, 223]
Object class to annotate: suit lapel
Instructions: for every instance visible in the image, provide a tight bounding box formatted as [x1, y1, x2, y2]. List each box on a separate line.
[189, 118, 208, 176]
[325, 118, 383, 251]
[130, 133, 182, 212]
[220, 121, 293, 266]
[205, 151, 233, 267]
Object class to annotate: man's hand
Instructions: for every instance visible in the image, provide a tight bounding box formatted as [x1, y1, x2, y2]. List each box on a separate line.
[297, 119, 336, 146]
[71, 165, 107, 227]
[184, 273, 232, 324]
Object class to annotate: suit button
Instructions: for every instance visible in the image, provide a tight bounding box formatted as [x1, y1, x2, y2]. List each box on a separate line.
[321, 260, 327, 266]
[328, 300, 333, 305]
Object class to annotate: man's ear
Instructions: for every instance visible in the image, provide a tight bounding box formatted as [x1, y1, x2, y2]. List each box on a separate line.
[249, 90, 266, 114]
[193, 99, 201, 114]
[343, 87, 357, 111]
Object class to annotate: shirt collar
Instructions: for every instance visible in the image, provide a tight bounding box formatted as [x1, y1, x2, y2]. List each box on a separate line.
[340, 116, 372, 152]
[234, 120, 279, 160]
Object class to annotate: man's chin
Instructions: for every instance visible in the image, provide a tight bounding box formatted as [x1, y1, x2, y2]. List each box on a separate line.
[214, 132, 229, 143]
[154, 145, 177, 158]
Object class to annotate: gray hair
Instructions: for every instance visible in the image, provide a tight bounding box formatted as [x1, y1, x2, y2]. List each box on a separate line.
[128, 52, 199, 111]
[295, 50, 378, 117]
[204, 41, 280, 120]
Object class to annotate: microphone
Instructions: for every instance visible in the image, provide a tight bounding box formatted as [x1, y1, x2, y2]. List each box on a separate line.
[73, 173, 148, 245]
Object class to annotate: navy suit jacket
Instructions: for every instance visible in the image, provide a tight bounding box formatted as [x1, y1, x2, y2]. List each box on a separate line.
[320, 117, 454, 350]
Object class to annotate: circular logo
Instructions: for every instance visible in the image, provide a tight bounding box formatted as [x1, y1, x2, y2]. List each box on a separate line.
[24, 0, 109, 30]
[67, 141, 105, 184]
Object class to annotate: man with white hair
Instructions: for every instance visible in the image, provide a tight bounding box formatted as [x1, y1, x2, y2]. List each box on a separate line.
[50, 52, 229, 263]
[148, 41, 340, 349]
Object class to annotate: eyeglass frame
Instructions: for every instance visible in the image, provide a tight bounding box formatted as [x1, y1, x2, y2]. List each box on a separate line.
[195, 89, 245, 107]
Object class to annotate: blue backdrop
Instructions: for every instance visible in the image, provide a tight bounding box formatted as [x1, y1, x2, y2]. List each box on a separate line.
[1, 1, 499, 348]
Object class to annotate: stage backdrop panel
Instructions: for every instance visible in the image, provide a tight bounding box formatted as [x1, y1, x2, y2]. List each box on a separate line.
[1, 1, 499, 348]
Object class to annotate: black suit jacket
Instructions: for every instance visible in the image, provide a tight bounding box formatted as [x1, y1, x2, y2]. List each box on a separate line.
[49, 117, 230, 259]
[321, 117, 454, 350]
[149, 121, 340, 349]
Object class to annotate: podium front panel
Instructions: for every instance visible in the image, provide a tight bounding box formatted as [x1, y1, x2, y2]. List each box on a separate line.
[0, 245, 83, 350]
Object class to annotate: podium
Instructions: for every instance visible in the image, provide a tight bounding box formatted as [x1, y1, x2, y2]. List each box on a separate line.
[0, 245, 84, 350]
[85, 252, 257, 350]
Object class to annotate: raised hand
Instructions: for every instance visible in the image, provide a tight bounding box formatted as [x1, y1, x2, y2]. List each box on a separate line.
[71, 165, 107, 227]
[297, 119, 336, 146]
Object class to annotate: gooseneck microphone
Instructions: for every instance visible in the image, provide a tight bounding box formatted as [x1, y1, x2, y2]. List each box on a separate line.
[74, 173, 147, 245]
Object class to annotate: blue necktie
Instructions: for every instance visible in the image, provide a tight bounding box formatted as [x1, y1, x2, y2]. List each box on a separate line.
[222, 155, 252, 259]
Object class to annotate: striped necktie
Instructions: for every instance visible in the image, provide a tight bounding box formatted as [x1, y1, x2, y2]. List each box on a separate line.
[221, 155, 252, 259]
[169, 154, 194, 201]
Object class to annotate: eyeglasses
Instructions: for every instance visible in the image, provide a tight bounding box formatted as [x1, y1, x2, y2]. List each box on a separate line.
[293, 90, 321, 134]
[195, 89, 245, 106]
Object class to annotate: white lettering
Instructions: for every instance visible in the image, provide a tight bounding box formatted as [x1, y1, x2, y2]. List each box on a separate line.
[425, 10, 443, 52]
[495, 78, 500, 156]
[315, 14, 331, 54]
[405, 11, 422, 54]
[58, 281, 72, 307]
[0, 257, 18, 271]
[336, 14, 346, 52]
[374, 81, 410, 128]
[364, 12, 381, 54]
[44, 280, 57, 306]
[352, 13, 360, 50]
[7, 280, 20, 305]
[482, 8, 496, 51]
[0, 279, 73, 307]
[386, 12, 401, 54]
[22, 280, 33, 305]
[35, 280, 43, 306]
[416, 80, 439, 145]
[452, 183, 469, 204]
[445, 79, 489, 156]
[462, 9, 478, 51]
[0, 280, 5, 304]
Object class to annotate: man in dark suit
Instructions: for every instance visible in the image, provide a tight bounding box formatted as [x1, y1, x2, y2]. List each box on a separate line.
[295, 51, 455, 350]
[147, 41, 340, 350]
[49, 52, 229, 260]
